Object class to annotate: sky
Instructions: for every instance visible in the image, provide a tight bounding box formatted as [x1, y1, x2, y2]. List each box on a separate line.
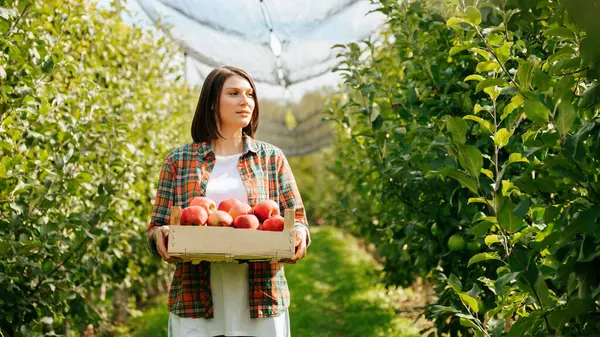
[94, 0, 384, 101]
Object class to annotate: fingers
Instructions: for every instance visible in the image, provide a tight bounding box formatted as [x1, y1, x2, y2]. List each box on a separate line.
[292, 238, 307, 263]
[165, 256, 182, 264]
[154, 226, 170, 261]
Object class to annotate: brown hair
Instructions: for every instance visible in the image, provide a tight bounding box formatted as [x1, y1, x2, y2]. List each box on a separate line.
[191, 66, 260, 143]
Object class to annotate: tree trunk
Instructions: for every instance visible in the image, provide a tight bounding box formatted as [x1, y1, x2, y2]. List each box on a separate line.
[64, 319, 70, 337]
[112, 288, 130, 325]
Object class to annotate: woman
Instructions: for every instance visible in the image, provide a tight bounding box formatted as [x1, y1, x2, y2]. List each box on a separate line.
[146, 66, 310, 337]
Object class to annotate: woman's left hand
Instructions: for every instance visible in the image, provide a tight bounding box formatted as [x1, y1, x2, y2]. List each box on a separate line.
[282, 228, 307, 264]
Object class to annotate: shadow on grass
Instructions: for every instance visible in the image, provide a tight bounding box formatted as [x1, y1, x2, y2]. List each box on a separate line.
[120, 227, 419, 337]
[286, 227, 418, 337]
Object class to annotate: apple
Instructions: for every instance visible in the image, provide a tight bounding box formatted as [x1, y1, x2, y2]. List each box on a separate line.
[233, 214, 260, 229]
[253, 200, 280, 222]
[261, 215, 285, 232]
[180, 206, 208, 226]
[189, 197, 217, 214]
[228, 199, 252, 219]
[217, 198, 239, 213]
[207, 210, 233, 227]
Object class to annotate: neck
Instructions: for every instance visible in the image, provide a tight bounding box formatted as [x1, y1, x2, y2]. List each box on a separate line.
[211, 128, 244, 156]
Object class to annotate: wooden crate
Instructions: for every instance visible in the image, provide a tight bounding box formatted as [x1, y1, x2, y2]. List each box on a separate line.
[167, 206, 296, 264]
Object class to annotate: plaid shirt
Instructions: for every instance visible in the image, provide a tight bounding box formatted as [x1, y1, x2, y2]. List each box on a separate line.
[146, 136, 310, 319]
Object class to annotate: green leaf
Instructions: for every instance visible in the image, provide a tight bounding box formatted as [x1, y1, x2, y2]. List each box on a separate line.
[448, 273, 463, 290]
[459, 318, 479, 329]
[476, 61, 500, 72]
[42, 260, 53, 273]
[370, 102, 380, 122]
[450, 43, 477, 56]
[580, 37, 600, 67]
[476, 78, 507, 93]
[468, 197, 492, 206]
[495, 272, 520, 295]
[462, 6, 482, 26]
[463, 115, 492, 133]
[443, 168, 479, 194]
[469, 48, 491, 61]
[533, 272, 552, 307]
[511, 94, 525, 107]
[484, 86, 501, 101]
[506, 153, 529, 166]
[447, 17, 466, 27]
[464, 74, 484, 82]
[513, 199, 531, 219]
[548, 298, 592, 329]
[501, 180, 514, 196]
[42, 55, 54, 73]
[556, 100, 577, 136]
[474, 104, 487, 114]
[544, 27, 575, 39]
[459, 292, 479, 313]
[480, 168, 493, 179]
[447, 117, 468, 144]
[485, 235, 501, 246]
[517, 60, 534, 89]
[472, 221, 494, 237]
[372, 115, 383, 130]
[498, 200, 523, 232]
[506, 314, 541, 336]
[468, 252, 502, 267]
[524, 98, 549, 125]
[494, 41, 512, 65]
[457, 145, 483, 179]
[493, 128, 512, 148]
[487, 318, 506, 337]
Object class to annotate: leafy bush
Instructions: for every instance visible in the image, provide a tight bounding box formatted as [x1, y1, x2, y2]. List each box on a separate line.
[0, 0, 195, 335]
[327, 0, 600, 335]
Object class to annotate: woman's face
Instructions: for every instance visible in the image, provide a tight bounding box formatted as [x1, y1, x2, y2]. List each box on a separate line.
[218, 75, 255, 132]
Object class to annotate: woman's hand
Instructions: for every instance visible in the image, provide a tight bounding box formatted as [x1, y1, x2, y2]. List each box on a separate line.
[153, 226, 181, 264]
[282, 228, 308, 264]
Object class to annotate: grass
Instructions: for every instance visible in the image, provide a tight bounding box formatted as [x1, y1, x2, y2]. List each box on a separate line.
[119, 226, 419, 337]
[286, 227, 419, 337]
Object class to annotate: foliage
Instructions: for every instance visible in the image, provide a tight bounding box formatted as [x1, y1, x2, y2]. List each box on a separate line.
[327, 0, 600, 335]
[0, 0, 195, 335]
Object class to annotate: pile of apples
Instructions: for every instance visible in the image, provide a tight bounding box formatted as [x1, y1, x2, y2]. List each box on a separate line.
[178, 197, 285, 231]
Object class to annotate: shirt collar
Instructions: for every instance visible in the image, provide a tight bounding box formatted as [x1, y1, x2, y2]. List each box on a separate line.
[197, 135, 258, 159]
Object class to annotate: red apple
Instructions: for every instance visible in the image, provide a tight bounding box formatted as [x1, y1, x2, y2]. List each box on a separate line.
[207, 210, 233, 227]
[228, 200, 252, 219]
[233, 214, 260, 229]
[180, 206, 208, 226]
[218, 198, 239, 213]
[189, 197, 217, 214]
[261, 215, 285, 231]
[253, 200, 280, 222]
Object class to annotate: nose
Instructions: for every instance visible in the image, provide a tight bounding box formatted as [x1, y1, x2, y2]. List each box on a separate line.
[240, 95, 250, 107]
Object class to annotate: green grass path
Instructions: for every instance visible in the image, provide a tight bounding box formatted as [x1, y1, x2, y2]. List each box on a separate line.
[122, 227, 419, 337]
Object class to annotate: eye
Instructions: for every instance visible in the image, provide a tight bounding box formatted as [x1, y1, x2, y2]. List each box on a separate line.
[230, 92, 238, 96]
[248, 93, 254, 97]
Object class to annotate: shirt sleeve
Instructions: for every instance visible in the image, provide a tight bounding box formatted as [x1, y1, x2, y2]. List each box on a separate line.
[276, 150, 311, 247]
[147, 155, 176, 257]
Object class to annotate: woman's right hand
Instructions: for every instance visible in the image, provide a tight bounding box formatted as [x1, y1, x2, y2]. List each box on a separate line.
[153, 226, 181, 264]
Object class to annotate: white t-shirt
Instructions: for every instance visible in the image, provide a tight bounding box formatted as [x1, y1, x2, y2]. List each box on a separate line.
[168, 153, 291, 337]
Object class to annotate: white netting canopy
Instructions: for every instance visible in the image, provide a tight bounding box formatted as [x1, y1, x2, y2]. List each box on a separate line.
[105, 0, 386, 155]
[134, 0, 384, 89]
